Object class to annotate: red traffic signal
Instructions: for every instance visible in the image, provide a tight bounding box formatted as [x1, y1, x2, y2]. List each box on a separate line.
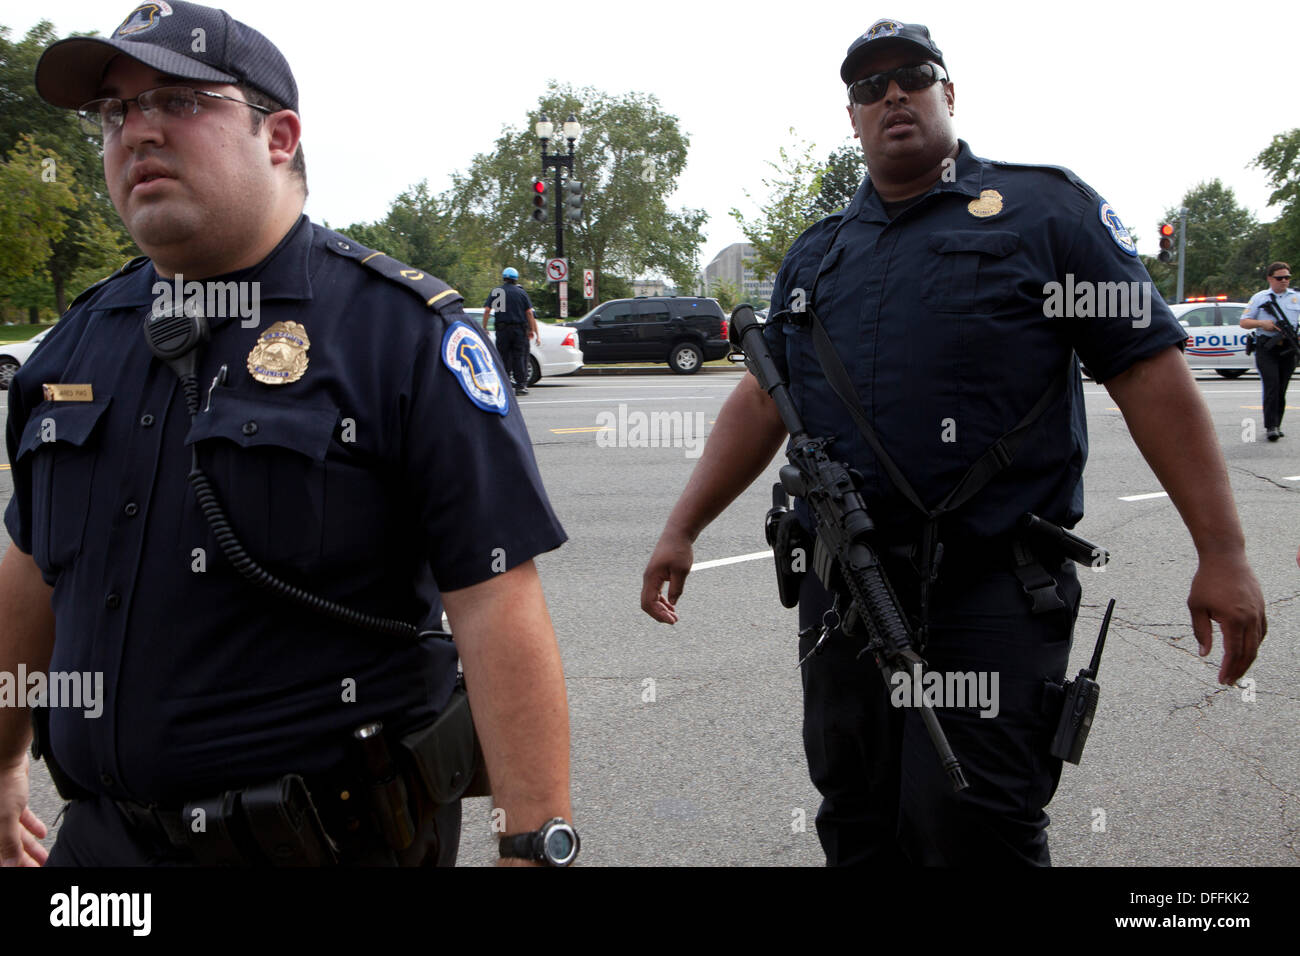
[531, 179, 548, 222]
[1158, 222, 1175, 262]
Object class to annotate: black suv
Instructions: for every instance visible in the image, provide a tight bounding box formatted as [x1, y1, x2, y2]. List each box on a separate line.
[565, 297, 729, 373]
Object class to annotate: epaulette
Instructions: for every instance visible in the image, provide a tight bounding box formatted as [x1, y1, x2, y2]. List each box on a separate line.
[322, 231, 464, 315]
[66, 255, 150, 312]
[987, 159, 1090, 194]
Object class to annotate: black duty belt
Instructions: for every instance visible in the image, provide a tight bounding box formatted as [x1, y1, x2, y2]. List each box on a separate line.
[112, 765, 361, 863]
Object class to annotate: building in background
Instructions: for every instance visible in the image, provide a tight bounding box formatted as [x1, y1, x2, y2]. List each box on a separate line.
[631, 278, 670, 298]
[700, 242, 774, 305]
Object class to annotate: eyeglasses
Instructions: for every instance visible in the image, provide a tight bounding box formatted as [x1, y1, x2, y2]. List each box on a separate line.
[77, 85, 272, 137]
[847, 63, 948, 106]
[1270, 274, 1291, 281]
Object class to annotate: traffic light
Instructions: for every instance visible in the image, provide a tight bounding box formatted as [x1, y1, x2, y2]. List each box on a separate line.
[531, 180, 548, 223]
[1158, 222, 1175, 263]
[563, 181, 584, 222]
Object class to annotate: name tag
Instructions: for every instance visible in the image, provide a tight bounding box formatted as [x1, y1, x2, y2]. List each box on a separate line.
[42, 384, 94, 402]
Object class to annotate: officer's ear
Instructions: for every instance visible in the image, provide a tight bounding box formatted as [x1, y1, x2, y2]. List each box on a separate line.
[944, 79, 955, 116]
[847, 102, 861, 140]
[264, 110, 302, 173]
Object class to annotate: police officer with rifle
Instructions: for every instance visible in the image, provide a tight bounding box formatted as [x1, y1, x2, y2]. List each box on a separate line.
[641, 19, 1266, 866]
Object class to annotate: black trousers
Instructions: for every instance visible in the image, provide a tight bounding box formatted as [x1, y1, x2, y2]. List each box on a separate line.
[496, 323, 530, 389]
[45, 793, 461, 867]
[797, 554, 1080, 866]
[1255, 340, 1296, 430]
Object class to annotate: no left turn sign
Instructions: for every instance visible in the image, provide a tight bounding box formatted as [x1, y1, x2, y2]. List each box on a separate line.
[546, 258, 569, 282]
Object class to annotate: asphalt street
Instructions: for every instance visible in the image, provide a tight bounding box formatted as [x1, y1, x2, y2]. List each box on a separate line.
[2, 364, 1296, 867]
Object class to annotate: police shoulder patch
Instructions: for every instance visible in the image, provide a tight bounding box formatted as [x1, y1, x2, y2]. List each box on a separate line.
[324, 231, 464, 316]
[441, 321, 508, 415]
[1097, 200, 1138, 257]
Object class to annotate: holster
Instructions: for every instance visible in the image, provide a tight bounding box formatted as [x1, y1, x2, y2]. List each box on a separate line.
[181, 774, 338, 866]
[769, 510, 812, 609]
[399, 681, 489, 807]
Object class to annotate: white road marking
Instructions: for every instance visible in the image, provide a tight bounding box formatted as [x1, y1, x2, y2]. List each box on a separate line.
[1119, 491, 1169, 502]
[691, 550, 772, 571]
[1283, 476, 1300, 482]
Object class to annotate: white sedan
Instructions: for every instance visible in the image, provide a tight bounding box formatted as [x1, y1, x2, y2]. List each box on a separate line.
[1172, 298, 1253, 378]
[481, 315, 583, 385]
[0, 328, 51, 390]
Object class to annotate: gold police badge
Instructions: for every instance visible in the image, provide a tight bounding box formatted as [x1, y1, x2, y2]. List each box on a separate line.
[968, 189, 1004, 218]
[247, 321, 310, 385]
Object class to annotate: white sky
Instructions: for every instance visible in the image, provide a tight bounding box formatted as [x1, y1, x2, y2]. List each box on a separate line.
[8, 0, 1294, 276]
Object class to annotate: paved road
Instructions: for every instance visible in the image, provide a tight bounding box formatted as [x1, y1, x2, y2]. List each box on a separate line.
[2, 366, 1297, 866]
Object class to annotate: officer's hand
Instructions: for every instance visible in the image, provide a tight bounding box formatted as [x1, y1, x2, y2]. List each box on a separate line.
[641, 531, 693, 624]
[0, 753, 49, 867]
[1260, 319, 1278, 332]
[1187, 555, 1266, 685]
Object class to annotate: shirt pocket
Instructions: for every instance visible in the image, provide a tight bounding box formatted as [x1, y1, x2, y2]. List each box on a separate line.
[920, 230, 1021, 314]
[13, 398, 112, 571]
[184, 389, 340, 569]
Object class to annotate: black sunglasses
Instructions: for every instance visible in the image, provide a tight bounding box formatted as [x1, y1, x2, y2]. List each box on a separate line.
[1271, 274, 1291, 280]
[848, 63, 947, 106]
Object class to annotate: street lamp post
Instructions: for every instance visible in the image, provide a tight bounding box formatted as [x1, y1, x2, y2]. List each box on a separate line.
[535, 113, 581, 315]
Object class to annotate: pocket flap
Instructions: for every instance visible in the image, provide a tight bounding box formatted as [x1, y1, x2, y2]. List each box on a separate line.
[185, 390, 338, 462]
[927, 230, 1020, 257]
[14, 397, 112, 461]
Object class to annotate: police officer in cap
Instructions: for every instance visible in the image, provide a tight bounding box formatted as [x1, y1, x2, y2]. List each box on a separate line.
[1, 1, 577, 867]
[642, 19, 1266, 865]
[484, 268, 540, 396]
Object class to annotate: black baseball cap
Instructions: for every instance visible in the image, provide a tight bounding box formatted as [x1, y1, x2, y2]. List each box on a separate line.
[840, 19, 945, 85]
[35, 1, 298, 112]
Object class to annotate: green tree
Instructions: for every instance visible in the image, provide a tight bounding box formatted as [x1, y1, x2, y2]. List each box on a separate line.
[729, 134, 822, 280]
[0, 21, 136, 315]
[1148, 180, 1260, 302]
[0, 134, 75, 282]
[449, 82, 707, 298]
[708, 278, 740, 313]
[1252, 128, 1300, 266]
[810, 142, 866, 217]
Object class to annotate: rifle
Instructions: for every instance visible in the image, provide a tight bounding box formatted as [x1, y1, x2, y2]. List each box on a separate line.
[1261, 297, 1300, 355]
[729, 306, 968, 792]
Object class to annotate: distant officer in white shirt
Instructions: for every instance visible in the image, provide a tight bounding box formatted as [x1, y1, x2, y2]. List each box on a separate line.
[1241, 261, 1298, 441]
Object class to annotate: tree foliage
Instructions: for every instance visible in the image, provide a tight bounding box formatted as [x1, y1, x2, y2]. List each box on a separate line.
[1144, 179, 1264, 301]
[1252, 128, 1300, 266]
[449, 82, 707, 301]
[0, 134, 74, 281]
[731, 136, 866, 281]
[0, 21, 135, 320]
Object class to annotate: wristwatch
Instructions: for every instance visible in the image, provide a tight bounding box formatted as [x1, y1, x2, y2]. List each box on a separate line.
[498, 818, 580, 866]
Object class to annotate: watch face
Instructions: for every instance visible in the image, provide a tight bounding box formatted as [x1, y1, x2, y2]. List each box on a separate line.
[543, 827, 576, 864]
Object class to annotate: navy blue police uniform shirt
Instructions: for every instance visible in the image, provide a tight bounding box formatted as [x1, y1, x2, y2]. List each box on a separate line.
[484, 284, 533, 326]
[4, 216, 566, 807]
[762, 140, 1187, 544]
